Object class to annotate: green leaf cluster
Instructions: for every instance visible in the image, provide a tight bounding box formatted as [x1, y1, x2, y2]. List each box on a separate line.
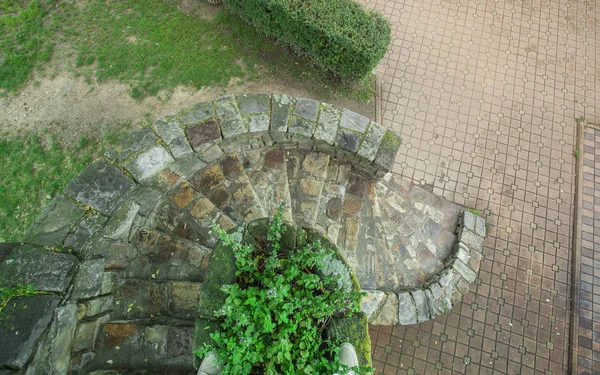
[197, 203, 369, 374]
[223, 0, 391, 80]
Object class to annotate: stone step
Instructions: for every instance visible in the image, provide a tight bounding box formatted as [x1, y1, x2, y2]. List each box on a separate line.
[188, 152, 267, 224]
[285, 149, 331, 228]
[86, 320, 195, 374]
[237, 147, 293, 221]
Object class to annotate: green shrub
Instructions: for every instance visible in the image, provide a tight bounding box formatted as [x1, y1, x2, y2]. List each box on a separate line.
[223, 0, 391, 79]
[196, 204, 370, 374]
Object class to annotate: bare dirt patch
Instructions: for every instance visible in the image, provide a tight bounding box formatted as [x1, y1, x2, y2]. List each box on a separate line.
[0, 72, 374, 145]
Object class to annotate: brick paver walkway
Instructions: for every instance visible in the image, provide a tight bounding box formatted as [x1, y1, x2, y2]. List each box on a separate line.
[576, 125, 600, 374]
[358, 0, 599, 373]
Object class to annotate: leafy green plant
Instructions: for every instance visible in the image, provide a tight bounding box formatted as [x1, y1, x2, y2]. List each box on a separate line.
[574, 149, 580, 159]
[0, 284, 37, 313]
[197, 204, 370, 374]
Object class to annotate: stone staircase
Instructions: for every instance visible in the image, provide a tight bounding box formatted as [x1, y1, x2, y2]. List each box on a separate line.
[0, 94, 485, 375]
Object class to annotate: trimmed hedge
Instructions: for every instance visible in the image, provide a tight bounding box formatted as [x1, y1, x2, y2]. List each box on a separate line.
[223, 0, 391, 79]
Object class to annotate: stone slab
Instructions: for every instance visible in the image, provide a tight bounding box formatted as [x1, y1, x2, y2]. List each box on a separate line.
[340, 108, 370, 133]
[24, 196, 86, 247]
[293, 98, 319, 122]
[125, 145, 175, 181]
[186, 119, 221, 151]
[336, 128, 362, 153]
[370, 293, 399, 325]
[358, 122, 386, 162]
[237, 93, 270, 114]
[152, 117, 193, 158]
[63, 160, 136, 216]
[361, 290, 387, 321]
[104, 127, 157, 164]
[374, 131, 402, 172]
[0, 295, 60, 369]
[397, 292, 418, 325]
[64, 214, 107, 255]
[0, 245, 78, 293]
[215, 96, 245, 138]
[178, 102, 215, 126]
[411, 289, 431, 323]
[71, 259, 105, 300]
[314, 104, 341, 145]
[102, 201, 140, 241]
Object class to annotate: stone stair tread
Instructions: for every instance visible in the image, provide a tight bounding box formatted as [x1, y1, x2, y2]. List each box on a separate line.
[149, 180, 237, 248]
[237, 147, 293, 221]
[372, 175, 461, 290]
[188, 152, 267, 224]
[285, 149, 331, 228]
[88, 320, 195, 373]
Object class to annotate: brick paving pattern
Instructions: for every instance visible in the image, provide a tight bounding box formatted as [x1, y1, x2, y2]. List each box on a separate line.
[359, 0, 599, 373]
[578, 126, 600, 374]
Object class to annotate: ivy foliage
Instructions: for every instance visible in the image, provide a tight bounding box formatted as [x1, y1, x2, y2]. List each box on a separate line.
[197, 204, 370, 374]
[223, 0, 391, 80]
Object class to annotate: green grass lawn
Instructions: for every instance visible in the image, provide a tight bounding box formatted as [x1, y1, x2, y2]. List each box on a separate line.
[0, 130, 128, 242]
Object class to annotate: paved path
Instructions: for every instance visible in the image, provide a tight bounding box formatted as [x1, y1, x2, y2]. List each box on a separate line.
[359, 0, 599, 373]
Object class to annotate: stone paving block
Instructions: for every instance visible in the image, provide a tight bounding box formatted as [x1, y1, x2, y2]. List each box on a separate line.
[64, 214, 107, 255]
[288, 116, 314, 139]
[475, 216, 486, 237]
[374, 131, 401, 172]
[314, 103, 341, 145]
[270, 93, 292, 142]
[152, 117, 193, 158]
[25, 303, 78, 375]
[452, 259, 477, 283]
[85, 295, 114, 317]
[102, 201, 140, 241]
[361, 290, 387, 321]
[63, 160, 136, 216]
[116, 279, 169, 319]
[336, 128, 362, 153]
[104, 127, 157, 164]
[24, 196, 86, 247]
[236, 93, 270, 114]
[246, 113, 270, 133]
[177, 102, 215, 126]
[293, 97, 319, 122]
[125, 145, 175, 181]
[215, 96, 245, 138]
[411, 289, 430, 323]
[462, 210, 477, 232]
[340, 108, 370, 133]
[397, 291, 418, 325]
[370, 293, 399, 325]
[459, 227, 485, 253]
[358, 122, 386, 162]
[0, 245, 78, 293]
[0, 295, 60, 369]
[185, 119, 221, 151]
[71, 259, 105, 300]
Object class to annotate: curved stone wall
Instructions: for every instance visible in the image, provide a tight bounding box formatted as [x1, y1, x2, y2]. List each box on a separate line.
[0, 93, 484, 374]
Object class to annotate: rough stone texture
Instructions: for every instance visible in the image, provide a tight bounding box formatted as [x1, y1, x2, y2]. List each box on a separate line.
[270, 94, 292, 143]
[361, 290, 387, 321]
[24, 197, 86, 247]
[412, 289, 431, 323]
[370, 293, 399, 325]
[335, 128, 362, 153]
[0, 245, 78, 293]
[71, 259, 106, 300]
[25, 303, 78, 375]
[116, 279, 169, 319]
[293, 97, 319, 122]
[340, 108, 370, 133]
[124, 145, 175, 181]
[452, 259, 477, 283]
[214, 96, 245, 138]
[288, 116, 314, 139]
[186, 119, 221, 151]
[152, 117, 193, 158]
[397, 292, 418, 325]
[197, 232, 238, 320]
[358, 122, 386, 162]
[237, 93, 270, 114]
[314, 104, 341, 145]
[102, 201, 140, 241]
[192, 318, 221, 368]
[63, 160, 135, 215]
[104, 127, 157, 164]
[374, 131, 402, 172]
[0, 295, 60, 369]
[171, 281, 201, 319]
[64, 214, 107, 255]
[85, 295, 114, 317]
[177, 102, 214, 126]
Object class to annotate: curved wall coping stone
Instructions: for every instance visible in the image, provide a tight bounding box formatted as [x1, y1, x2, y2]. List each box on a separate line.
[0, 94, 484, 374]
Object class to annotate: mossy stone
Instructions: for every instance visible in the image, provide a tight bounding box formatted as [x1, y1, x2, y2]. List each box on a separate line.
[192, 318, 221, 368]
[325, 312, 372, 367]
